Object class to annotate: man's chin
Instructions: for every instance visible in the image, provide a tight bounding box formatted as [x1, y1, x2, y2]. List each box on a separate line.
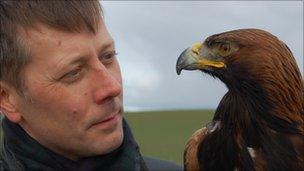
[103, 130, 124, 154]
[90, 116, 124, 155]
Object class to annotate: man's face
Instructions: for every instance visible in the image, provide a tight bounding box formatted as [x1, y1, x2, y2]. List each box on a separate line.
[15, 20, 124, 160]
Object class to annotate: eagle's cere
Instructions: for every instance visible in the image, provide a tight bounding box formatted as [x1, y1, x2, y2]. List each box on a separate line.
[176, 29, 304, 171]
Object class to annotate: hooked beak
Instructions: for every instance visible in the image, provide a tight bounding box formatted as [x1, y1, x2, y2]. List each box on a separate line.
[176, 42, 226, 75]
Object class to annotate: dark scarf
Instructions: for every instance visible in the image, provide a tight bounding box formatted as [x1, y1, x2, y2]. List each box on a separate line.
[1, 117, 148, 171]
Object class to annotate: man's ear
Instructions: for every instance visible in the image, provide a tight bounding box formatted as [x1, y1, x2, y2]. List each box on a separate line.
[0, 82, 22, 123]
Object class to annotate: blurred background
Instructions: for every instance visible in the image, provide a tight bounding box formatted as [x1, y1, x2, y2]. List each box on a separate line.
[101, 1, 303, 165]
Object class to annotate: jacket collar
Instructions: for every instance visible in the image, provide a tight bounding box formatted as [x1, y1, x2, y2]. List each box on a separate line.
[2, 117, 147, 171]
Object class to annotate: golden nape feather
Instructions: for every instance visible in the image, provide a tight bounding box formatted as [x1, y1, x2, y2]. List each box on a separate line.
[184, 128, 208, 171]
[177, 29, 304, 171]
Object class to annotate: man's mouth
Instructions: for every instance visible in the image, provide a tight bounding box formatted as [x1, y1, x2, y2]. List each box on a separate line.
[99, 112, 119, 124]
[101, 114, 117, 123]
[90, 109, 122, 130]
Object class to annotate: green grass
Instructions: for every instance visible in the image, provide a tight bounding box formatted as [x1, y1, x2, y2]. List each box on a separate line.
[125, 109, 214, 165]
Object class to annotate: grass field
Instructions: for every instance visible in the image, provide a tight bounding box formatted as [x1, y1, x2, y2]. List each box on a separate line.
[125, 109, 214, 165]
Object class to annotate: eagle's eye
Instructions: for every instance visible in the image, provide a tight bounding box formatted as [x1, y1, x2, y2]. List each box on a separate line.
[218, 43, 231, 57]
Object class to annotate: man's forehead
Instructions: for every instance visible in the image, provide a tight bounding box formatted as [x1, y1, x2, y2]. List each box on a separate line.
[21, 21, 113, 52]
[23, 18, 103, 39]
[23, 29, 60, 50]
[19, 21, 114, 69]
[23, 24, 95, 46]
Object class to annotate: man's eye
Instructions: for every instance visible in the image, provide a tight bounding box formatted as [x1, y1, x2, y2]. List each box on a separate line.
[99, 51, 118, 64]
[61, 68, 83, 83]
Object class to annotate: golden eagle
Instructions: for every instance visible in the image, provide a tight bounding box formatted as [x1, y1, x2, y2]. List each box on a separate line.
[176, 29, 304, 171]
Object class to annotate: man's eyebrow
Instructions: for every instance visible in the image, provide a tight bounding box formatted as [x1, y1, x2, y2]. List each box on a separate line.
[68, 56, 88, 65]
[55, 40, 115, 72]
[55, 54, 88, 73]
[97, 40, 115, 55]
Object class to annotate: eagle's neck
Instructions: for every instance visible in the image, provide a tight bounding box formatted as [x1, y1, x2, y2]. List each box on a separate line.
[199, 83, 303, 170]
[215, 71, 303, 135]
[213, 89, 264, 147]
[214, 82, 302, 141]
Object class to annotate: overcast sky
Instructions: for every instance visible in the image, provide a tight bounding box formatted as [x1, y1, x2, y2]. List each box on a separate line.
[101, 1, 303, 111]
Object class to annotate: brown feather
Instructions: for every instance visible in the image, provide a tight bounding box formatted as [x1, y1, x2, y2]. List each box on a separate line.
[184, 127, 208, 171]
[183, 29, 304, 171]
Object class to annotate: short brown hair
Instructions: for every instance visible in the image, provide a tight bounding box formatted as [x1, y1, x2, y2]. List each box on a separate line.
[0, 0, 102, 92]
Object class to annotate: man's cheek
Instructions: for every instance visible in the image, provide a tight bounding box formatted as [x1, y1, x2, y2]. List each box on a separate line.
[64, 101, 88, 124]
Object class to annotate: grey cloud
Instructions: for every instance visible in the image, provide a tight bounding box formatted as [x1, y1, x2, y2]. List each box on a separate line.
[102, 1, 303, 111]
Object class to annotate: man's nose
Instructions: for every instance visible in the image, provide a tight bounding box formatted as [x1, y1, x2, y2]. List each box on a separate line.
[92, 65, 122, 105]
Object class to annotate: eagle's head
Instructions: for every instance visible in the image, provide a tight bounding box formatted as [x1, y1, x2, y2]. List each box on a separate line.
[176, 29, 302, 91]
[176, 28, 303, 131]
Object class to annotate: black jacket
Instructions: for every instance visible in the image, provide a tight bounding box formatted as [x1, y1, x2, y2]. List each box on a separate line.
[0, 156, 182, 171]
[0, 118, 182, 171]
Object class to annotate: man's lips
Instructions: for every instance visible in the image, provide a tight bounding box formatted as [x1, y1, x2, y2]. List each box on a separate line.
[99, 113, 118, 123]
[90, 109, 121, 128]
